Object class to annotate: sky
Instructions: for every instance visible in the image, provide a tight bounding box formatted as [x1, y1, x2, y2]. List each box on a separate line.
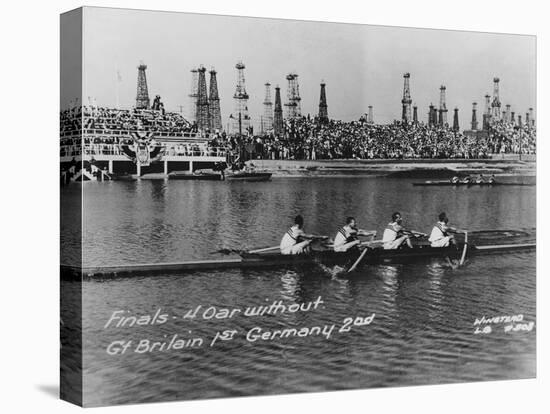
[73, 6, 536, 125]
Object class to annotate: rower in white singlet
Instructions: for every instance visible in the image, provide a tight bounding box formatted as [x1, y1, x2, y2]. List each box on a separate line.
[333, 217, 376, 252]
[280, 215, 327, 255]
[429, 212, 459, 247]
[382, 212, 414, 250]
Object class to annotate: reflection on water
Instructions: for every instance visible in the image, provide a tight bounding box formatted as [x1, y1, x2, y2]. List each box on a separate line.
[60, 177, 536, 406]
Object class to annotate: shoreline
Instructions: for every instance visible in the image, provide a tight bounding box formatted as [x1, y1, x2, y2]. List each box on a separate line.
[246, 157, 536, 179]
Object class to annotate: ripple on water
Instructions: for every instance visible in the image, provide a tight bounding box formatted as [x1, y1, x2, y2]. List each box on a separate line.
[62, 178, 536, 405]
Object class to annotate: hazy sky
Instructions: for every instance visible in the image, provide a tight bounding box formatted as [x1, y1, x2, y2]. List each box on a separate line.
[77, 7, 536, 125]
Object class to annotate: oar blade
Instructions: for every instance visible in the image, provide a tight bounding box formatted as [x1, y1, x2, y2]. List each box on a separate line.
[347, 248, 369, 273]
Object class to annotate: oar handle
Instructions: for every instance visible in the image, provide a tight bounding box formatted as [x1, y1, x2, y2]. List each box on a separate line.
[459, 231, 469, 266]
[248, 245, 280, 254]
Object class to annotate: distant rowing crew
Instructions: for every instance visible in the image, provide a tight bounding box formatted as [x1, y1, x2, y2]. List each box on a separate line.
[451, 174, 496, 185]
[279, 212, 465, 255]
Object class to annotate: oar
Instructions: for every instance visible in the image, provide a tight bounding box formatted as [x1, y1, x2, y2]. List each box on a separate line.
[347, 248, 369, 273]
[459, 231, 469, 266]
[408, 230, 427, 238]
[361, 239, 384, 248]
[212, 245, 279, 255]
[248, 245, 280, 254]
[211, 248, 242, 255]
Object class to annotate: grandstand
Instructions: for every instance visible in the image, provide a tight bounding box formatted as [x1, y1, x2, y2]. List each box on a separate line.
[234, 116, 536, 161]
[60, 104, 535, 181]
[60, 106, 227, 179]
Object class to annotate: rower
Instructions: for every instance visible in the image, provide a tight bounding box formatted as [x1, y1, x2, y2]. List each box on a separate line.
[333, 217, 376, 252]
[280, 215, 327, 255]
[488, 174, 496, 184]
[451, 176, 460, 184]
[461, 175, 471, 184]
[474, 174, 484, 184]
[382, 212, 414, 250]
[428, 212, 460, 247]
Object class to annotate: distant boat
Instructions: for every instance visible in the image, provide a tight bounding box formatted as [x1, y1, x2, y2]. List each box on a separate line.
[110, 172, 137, 181]
[413, 180, 534, 187]
[226, 171, 272, 182]
[168, 170, 222, 181]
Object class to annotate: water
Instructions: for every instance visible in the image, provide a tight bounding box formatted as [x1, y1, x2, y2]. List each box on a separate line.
[61, 177, 536, 406]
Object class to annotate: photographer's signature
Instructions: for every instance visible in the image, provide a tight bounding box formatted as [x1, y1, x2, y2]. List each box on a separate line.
[473, 314, 534, 335]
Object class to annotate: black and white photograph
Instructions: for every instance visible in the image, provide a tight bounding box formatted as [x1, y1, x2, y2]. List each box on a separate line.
[52, 2, 542, 409]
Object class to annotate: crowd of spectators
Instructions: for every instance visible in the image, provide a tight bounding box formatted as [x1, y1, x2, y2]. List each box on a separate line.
[485, 119, 537, 155]
[60, 106, 536, 160]
[60, 105, 197, 137]
[234, 116, 536, 160]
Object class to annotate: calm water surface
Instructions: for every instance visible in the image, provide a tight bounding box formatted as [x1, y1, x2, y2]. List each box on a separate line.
[61, 177, 536, 406]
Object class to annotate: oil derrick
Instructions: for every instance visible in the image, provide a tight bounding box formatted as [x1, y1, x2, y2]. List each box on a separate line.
[285, 73, 301, 119]
[528, 107, 535, 127]
[368, 105, 374, 124]
[505, 104, 511, 123]
[525, 110, 531, 128]
[413, 105, 418, 123]
[439, 86, 448, 126]
[518, 115, 523, 127]
[428, 104, 436, 126]
[491, 77, 501, 119]
[471, 102, 478, 130]
[452, 108, 459, 131]
[401, 73, 412, 123]
[511, 111, 516, 124]
[208, 69, 222, 131]
[318, 82, 328, 123]
[261, 82, 273, 134]
[273, 85, 283, 136]
[188, 68, 199, 123]
[135, 62, 150, 109]
[482, 94, 491, 130]
[196, 66, 210, 131]
[230, 62, 250, 135]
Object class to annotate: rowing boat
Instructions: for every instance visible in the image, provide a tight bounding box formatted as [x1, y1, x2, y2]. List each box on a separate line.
[226, 171, 272, 181]
[168, 170, 222, 181]
[413, 181, 535, 187]
[61, 241, 535, 279]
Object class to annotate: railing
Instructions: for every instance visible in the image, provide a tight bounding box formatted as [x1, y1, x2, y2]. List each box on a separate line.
[60, 143, 227, 158]
[59, 129, 210, 140]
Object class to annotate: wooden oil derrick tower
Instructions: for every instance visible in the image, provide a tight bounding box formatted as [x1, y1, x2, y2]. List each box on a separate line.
[491, 77, 501, 119]
[482, 94, 491, 130]
[285, 73, 301, 119]
[135, 62, 150, 109]
[453, 107, 459, 131]
[196, 66, 210, 131]
[188, 68, 199, 123]
[230, 62, 251, 135]
[273, 85, 283, 136]
[439, 85, 448, 126]
[318, 81, 328, 123]
[208, 68, 222, 131]
[261, 82, 274, 134]
[401, 73, 412, 123]
[471, 102, 478, 130]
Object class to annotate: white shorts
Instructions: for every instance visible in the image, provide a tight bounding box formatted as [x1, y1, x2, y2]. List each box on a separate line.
[281, 240, 311, 255]
[383, 235, 407, 250]
[333, 240, 360, 252]
[430, 236, 451, 248]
